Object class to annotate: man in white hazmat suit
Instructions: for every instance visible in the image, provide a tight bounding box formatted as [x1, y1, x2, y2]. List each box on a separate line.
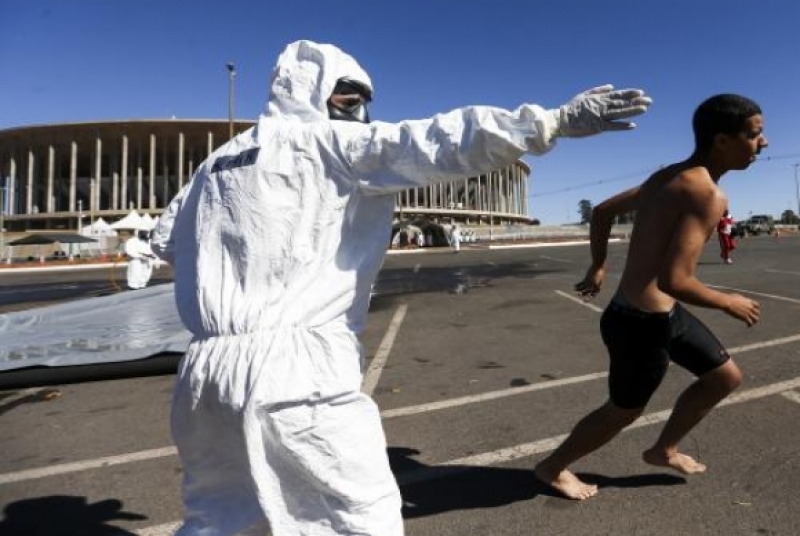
[151, 39, 652, 535]
[124, 229, 155, 290]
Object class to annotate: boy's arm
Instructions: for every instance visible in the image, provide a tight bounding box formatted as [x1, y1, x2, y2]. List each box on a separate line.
[658, 190, 760, 325]
[575, 186, 640, 299]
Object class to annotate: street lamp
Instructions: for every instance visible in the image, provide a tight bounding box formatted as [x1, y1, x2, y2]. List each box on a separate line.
[227, 62, 236, 139]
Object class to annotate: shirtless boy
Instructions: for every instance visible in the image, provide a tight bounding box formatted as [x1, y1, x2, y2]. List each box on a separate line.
[534, 94, 767, 500]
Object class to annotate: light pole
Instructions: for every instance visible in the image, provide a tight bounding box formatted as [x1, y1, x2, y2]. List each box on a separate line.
[227, 62, 236, 139]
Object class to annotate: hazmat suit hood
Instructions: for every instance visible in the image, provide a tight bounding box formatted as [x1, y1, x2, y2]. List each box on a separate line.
[265, 40, 373, 123]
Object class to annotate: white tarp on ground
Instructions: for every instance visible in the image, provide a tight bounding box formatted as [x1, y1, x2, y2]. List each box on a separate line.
[0, 284, 190, 372]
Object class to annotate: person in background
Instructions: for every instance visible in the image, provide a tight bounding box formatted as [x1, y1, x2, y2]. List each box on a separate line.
[450, 224, 462, 253]
[534, 94, 766, 501]
[152, 39, 652, 535]
[717, 209, 736, 264]
[124, 229, 156, 290]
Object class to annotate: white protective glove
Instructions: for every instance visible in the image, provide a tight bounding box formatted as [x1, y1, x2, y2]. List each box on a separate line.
[552, 85, 653, 138]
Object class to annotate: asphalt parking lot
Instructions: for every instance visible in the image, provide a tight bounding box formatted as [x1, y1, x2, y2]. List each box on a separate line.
[1, 234, 800, 535]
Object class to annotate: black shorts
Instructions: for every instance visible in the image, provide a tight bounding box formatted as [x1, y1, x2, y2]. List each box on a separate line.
[600, 300, 730, 409]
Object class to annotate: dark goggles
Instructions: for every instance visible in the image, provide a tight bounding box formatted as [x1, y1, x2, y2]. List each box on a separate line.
[328, 78, 372, 124]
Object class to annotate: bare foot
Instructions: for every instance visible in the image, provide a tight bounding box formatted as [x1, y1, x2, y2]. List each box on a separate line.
[535, 465, 598, 500]
[642, 448, 707, 475]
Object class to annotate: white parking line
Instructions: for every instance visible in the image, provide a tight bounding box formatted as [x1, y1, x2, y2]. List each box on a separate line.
[382, 333, 800, 419]
[554, 290, 603, 313]
[0, 446, 177, 486]
[381, 372, 608, 419]
[133, 373, 800, 533]
[765, 269, 800, 277]
[2, 330, 798, 488]
[780, 390, 800, 405]
[397, 375, 800, 485]
[539, 255, 573, 263]
[362, 303, 408, 396]
[708, 284, 800, 305]
[135, 521, 181, 536]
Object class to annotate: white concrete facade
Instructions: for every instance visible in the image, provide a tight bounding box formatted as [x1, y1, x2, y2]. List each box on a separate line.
[0, 120, 533, 231]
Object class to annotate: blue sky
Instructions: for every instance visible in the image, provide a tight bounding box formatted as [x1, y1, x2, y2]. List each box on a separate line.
[2, 0, 799, 224]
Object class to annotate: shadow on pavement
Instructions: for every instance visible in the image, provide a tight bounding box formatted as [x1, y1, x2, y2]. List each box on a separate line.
[0, 495, 146, 536]
[389, 447, 686, 519]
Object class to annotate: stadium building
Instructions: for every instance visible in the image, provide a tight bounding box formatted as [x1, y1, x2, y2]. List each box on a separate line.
[0, 120, 534, 232]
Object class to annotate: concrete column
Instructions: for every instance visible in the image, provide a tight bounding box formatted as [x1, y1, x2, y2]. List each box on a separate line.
[137, 167, 143, 210]
[8, 157, 16, 215]
[476, 175, 482, 212]
[178, 132, 185, 190]
[161, 159, 169, 210]
[207, 131, 214, 156]
[112, 172, 120, 210]
[69, 141, 77, 211]
[500, 171, 506, 214]
[149, 134, 156, 209]
[47, 145, 55, 213]
[501, 172, 507, 215]
[509, 169, 516, 215]
[121, 135, 129, 212]
[26, 149, 34, 214]
[521, 166, 526, 215]
[95, 137, 102, 213]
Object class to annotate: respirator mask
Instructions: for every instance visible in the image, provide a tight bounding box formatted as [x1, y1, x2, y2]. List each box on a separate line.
[327, 77, 372, 124]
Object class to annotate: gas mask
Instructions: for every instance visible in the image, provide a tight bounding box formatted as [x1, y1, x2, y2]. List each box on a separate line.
[327, 77, 372, 124]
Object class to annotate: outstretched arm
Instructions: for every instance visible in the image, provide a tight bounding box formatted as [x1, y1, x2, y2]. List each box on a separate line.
[347, 86, 652, 194]
[575, 186, 640, 300]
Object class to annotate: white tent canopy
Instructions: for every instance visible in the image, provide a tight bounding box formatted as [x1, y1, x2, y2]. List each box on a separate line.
[81, 217, 118, 236]
[139, 213, 157, 231]
[110, 210, 145, 230]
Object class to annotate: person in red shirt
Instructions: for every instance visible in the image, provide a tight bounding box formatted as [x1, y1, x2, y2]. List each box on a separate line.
[717, 209, 736, 264]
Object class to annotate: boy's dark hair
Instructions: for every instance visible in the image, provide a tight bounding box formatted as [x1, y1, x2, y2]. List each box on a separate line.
[692, 94, 762, 151]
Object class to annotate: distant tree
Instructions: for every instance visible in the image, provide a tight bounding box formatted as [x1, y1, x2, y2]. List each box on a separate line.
[578, 199, 593, 224]
[780, 209, 800, 224]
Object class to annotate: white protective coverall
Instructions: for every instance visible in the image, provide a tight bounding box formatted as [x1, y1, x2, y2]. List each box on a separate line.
[450, 226, 462, 252]
[124, 234, 154, 290]
[152, 40, 650, 535]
